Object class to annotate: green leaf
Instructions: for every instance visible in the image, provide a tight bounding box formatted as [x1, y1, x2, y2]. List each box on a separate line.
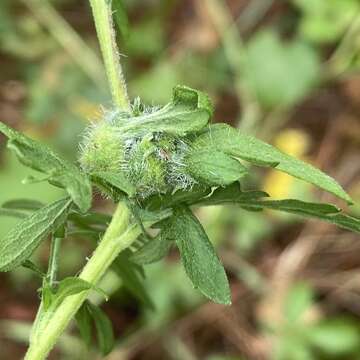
[307, 318, 360, 355]
[186, 151, 248, 186]
[165, 206, 231, 304]
[200, 184, 359, 233]
[0, 198, 72, 271]
[130, 232, 173, 265]
[68, 211, 111, 230]
[2, 198, 44, 211]
[243, 30, 320, 108]
[137, 208, 173, 227]
[241, 200, 359, 233]
[75, 302, 93, 348]
[0, 208, 27, 219]
[91, 170, 135, 196]
[86, 301, 115, 356]
[191, 124, 353, 204]
[0, 122, 92, 212]
[112, 0, 129, 40]
[144, 185, 211, 210]
[115, 85, 213, 136]
[51, 277, 93, 309]
[111, 251, 154, 308]
[197, 182, 269, 206]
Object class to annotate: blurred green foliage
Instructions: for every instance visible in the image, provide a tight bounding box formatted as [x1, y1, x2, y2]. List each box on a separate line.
[243, 30, 320, 109]
[270, 283, 360, 360]
[0, 0, 359, 359]
[293, 0, 359, 43]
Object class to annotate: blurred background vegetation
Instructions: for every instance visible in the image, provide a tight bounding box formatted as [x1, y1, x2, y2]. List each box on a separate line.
[0, 0, 360, 359]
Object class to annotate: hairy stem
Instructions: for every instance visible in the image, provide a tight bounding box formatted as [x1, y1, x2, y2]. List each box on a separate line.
[25, 1, 133, 359]
[89, 0, 131, 110]
[24, 203, 135, 360]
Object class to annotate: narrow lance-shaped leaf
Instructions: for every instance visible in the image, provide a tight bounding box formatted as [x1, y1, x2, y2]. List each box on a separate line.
[0, 208, 27, 219]
[50, 277, 94, 310]
[190, 123, 353, 204]
[164, 206, 231, 305]
[2, 198, 44, 211]
[0, 122, 92, 212]
[75, 302, 93, 348]
[0, 198, 72, 271]
[200, 184, 360, 234]
[242, 199, 360, 233]
[86, 301, 115, 356]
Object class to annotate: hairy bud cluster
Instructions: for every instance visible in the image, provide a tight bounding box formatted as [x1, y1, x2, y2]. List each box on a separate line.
[79, 108, 196, 198]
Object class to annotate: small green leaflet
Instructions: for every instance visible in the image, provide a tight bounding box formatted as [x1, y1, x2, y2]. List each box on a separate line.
[200, 184, 360, 233]
[0, 122, 92, 212]
[0, 199, 45, 219]
[86, 301, 115, 356]
[196, 182, 269, 206]
[2, 198, 44, 211]
[75, 302, 93, 348]
[0, 208, 27, 219]
[242, 200, 360, 233]
[114, 85, 213, 136]
[0, 198, 72, 271]
[47, 277, 94, 310]
[34, 277, 106, 343]
[186, 150, 248, 186]
[111, 251, 154, 308]
[190, 124, 353, 204]
[164, 206, 231, 305]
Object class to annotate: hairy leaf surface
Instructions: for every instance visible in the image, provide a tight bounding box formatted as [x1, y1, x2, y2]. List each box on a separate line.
[190, 124, 352, 204]
[186, 151, 248, 186]
[115, 85, 213, 136]
[164, 206, 231, 305]
[130, 232, 173, 265]
[0, 198, 72, 271]
[0, 122, 92, 212]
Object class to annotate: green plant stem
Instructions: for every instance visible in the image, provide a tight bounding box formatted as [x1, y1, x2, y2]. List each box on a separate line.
[24, 203, 137, 360]
[89, 0, 130, 110]
[25, 1, 133, 358]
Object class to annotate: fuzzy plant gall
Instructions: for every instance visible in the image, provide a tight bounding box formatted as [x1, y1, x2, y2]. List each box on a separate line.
[79, 86, 214, 199]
